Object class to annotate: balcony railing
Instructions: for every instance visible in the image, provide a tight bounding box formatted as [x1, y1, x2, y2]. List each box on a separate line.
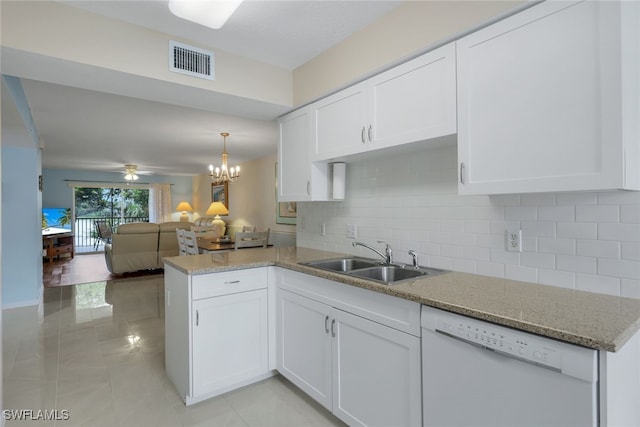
[75, 216, 149, 252]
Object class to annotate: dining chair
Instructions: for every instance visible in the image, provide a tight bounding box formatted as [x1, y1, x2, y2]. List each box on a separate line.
[242, 225, 256, 232]
[176, 228, 187, 256]
[182, 229, 200, 255]
[234, 228, 269, 250]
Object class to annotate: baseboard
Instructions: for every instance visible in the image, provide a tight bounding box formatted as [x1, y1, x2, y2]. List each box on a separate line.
[2, 297, 41, 310]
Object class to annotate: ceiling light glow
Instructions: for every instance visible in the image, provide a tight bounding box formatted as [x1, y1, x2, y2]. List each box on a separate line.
[168, 0, 244, 29]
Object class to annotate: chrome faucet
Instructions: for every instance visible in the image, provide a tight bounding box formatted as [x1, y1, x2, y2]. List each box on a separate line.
[408, 250, 419, 268]
[353, 240, 393, 264]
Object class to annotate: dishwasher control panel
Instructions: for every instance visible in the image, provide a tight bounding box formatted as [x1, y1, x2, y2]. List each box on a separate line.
[433, 311, 562, 370]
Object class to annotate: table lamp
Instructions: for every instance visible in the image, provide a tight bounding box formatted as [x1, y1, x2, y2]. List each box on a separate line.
[205, 201, 229, 238]
[176, 201, 193, 222]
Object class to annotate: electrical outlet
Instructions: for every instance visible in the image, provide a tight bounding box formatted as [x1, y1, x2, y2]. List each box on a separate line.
[346, 224, 357, 239]
[506, 229, 522, 252]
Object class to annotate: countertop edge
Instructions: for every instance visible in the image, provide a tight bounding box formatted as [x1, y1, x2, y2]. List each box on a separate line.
[163, 251, 640, 353]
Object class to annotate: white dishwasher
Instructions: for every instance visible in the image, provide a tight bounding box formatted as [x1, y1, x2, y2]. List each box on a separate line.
[421, 306, 598, 427]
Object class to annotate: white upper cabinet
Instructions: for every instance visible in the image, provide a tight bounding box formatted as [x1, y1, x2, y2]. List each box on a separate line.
[457, 0, 640, 195]
[312, 42, 457, 161]
[312, 82, 368, 160]
[278, 106, 329, 202]
[367, 42, 457, 152]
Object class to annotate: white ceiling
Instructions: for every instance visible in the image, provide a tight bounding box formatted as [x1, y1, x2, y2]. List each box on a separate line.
[1, 0, 402, 177]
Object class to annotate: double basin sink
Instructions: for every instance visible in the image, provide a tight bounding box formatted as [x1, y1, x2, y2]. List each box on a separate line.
[300, 257, 446, 285]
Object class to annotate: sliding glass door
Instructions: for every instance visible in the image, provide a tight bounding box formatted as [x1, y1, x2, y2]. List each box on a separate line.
[74, 186, 149, 252]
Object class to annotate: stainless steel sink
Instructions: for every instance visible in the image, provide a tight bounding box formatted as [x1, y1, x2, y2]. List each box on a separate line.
[302, 257, 380, 273]
[350, 265, 427, 283]
[300, 257, 446, 285]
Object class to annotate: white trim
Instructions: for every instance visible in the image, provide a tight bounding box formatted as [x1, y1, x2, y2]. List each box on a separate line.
[2, 297, 41, 310]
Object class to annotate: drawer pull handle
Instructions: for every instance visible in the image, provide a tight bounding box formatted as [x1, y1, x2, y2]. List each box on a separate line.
[225, 280, 241, 285]
[324, 315, 330, 333]
[361, 127, 366, 143]
[368, 125, 372, 142]
[331, 318, 336, 337]
[196, 310, 199, 326]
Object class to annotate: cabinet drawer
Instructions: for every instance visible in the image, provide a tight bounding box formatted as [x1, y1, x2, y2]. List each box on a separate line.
[191, 268, 267, 300]
[49, 245, 72, 255]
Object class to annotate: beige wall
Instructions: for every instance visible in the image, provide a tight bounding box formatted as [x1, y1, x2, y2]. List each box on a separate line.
[293, 0, 525, 106]
[192, 153, 295, 234]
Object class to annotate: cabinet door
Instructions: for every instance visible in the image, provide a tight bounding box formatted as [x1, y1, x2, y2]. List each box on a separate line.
[278, 107, 330, 202]
[331, 308, 422, 427]
[192, 289, 268, 398]
[313, 82, 368, 161]
[277, 289, 333, 410]
[457, 0, 628, 194]
[278, 107, 312, 202]
[368, 42, 456, 150]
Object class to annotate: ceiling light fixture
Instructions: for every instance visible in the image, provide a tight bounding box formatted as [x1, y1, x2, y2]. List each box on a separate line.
[124, 164, 139, 181]
[168, 0, 244, 29]
[209, 132, 240, 185]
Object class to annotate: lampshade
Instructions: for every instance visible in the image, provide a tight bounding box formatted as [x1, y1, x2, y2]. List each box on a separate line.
[176, 201, 193, 212]
[205, 201, 229, 217]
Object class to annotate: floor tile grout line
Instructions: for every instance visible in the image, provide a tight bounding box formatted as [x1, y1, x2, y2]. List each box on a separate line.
[52, 288, 62, 427]
[222, 395, 251, 427]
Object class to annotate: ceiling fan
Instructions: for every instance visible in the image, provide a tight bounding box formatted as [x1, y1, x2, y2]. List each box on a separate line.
[123, 164, 139, 181]
[120, 164, 154, 181]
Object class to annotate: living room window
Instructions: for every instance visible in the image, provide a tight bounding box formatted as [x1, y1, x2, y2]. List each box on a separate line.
[74, 185, 150, 251]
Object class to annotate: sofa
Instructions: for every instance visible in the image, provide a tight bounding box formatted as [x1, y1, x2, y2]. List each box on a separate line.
[190, 217, 220, 237]
[105, 221, 193, 274]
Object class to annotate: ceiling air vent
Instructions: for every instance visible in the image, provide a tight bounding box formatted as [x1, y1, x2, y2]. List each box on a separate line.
[169, 40, 214, 80]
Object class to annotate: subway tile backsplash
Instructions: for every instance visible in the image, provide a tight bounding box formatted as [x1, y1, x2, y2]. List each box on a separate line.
[297, 145, 640, 299]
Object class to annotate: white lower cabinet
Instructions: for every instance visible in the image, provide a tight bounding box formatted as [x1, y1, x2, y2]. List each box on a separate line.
[277, 270, 422, 427]
[191, 289, 268, 397]
[165, 265, 273, 405]
[279, 290, 333, 408]
[331, 307, 421, 427]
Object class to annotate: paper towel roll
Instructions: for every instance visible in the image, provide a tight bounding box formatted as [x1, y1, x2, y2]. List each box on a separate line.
[332, 162, 346, 200]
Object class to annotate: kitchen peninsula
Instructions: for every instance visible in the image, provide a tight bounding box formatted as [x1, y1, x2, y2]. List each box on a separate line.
[163, 246, 640, 426]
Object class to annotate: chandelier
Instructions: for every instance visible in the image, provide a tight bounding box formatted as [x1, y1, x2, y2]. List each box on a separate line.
[209, 132, 240, 185]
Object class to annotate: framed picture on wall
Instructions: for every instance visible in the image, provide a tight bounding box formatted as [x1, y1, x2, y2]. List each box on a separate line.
[277, 201, 297, 225]
[275, 162, 296, 225]
[211, 182, 229, 212]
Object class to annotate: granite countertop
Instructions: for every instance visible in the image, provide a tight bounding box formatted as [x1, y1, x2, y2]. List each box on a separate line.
[163, 246, 640, 352]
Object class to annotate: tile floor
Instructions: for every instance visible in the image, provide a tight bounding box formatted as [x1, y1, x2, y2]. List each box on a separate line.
[2, 276, 346, 427]
[43, 253, 163, 288]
